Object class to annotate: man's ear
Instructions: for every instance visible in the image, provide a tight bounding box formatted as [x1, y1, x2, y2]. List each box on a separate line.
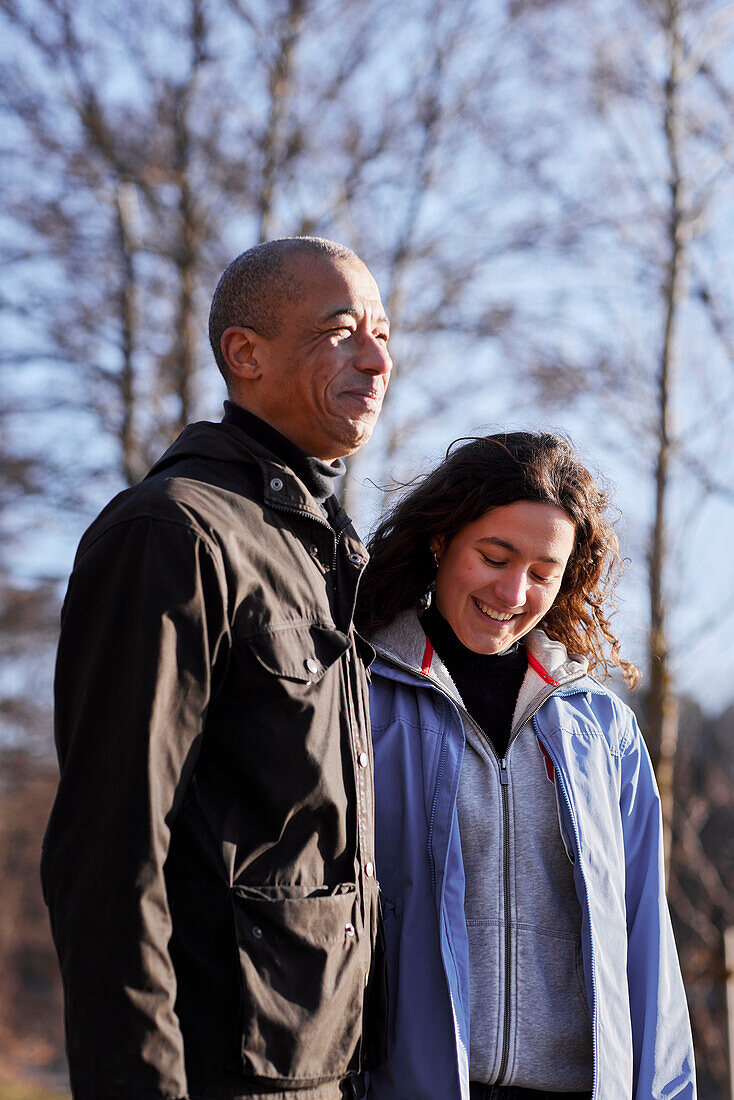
[220, 327, 265, 383]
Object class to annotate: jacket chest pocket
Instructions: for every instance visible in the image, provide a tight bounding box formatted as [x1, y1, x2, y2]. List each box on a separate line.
[229, 622, 351, 743]
[243, 621, 350, 683]
[232, 883, 365, 1081]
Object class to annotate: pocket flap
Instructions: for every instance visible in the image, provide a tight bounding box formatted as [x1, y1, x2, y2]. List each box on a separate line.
[231, 881, 365, 1080]
[244, 622, 350, 683]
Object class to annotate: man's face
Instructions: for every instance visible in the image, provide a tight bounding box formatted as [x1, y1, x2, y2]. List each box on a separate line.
[242, 254, 392, 461]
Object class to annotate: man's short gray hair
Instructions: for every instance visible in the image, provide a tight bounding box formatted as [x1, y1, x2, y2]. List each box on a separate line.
[208, 237, 360, 385]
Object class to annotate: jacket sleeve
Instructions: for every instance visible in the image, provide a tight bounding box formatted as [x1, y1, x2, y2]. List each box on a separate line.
[41, 516, 230, 1100]
[619, 709, 696, 1099]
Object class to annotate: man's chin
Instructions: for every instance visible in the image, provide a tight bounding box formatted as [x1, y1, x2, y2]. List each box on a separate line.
[329, 412, 380, 457]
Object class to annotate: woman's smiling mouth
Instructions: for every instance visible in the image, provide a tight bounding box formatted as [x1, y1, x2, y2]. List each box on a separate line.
[472, 597, 516, 623]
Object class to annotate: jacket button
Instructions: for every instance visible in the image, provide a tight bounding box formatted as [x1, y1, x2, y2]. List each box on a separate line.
[270, 477, 284, 491]
[358, 752, 368, 768]
[252, 925, 263, 939]
[310, 545, 319, 557]
[365, 861, 374, 877]
[348, 552, 363, 565]
[305, 657, 319, 674]
[345, 922, 355, 937]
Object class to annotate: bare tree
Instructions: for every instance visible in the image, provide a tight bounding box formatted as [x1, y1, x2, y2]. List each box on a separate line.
[495, 4, 734, 1091]
[668, 697, 734, 1098]
[1, 0, 576, 525]
[500, 0, 734, 859]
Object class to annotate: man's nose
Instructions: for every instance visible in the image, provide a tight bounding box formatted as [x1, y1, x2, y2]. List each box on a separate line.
[356, 334, 392, 376]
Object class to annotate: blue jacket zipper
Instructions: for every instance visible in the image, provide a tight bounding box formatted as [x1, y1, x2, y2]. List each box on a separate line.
[533, 719, 598, 1100]
[428, 729, 450, 896]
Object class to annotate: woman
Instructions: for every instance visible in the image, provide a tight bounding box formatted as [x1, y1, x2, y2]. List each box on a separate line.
[358, 433, 695, 1100]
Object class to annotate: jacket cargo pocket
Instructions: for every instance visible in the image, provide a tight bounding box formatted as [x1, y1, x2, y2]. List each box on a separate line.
[232, 883, 364, 1082]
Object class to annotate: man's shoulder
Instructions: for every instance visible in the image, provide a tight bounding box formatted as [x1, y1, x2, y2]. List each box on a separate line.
[77, 422, 267, 557]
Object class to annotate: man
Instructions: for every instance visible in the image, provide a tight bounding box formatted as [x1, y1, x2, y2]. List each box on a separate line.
[41, 237, 393, 1100]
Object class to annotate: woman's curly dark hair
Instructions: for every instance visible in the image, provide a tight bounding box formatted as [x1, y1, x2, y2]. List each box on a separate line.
[356, 431, 639, 688]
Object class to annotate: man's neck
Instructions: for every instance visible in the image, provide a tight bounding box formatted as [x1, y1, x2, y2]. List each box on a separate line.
[222, 401, 345, 506]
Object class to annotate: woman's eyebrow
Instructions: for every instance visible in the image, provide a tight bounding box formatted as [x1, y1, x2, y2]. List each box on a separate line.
[476, 536, 563, 565]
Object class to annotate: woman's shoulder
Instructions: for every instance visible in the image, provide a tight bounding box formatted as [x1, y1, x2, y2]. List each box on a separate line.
[552, 672, 643, 757]
[369, 608, 427, 676]
[528, 630, 641, 754]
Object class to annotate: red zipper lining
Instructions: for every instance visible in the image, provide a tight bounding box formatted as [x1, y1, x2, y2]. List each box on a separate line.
[526, 650, 560, 686]
[421, 637, 433, 676]
[422, 636, 559, 687]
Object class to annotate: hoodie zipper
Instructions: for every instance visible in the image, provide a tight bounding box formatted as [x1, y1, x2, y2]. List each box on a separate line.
[488, 710, 558, 1083]
[498, 754, 512, 1082]
[376, 647, 587, 1086]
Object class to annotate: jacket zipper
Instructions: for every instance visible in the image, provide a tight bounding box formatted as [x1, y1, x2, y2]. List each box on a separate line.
[267, 498, 336, 539]
[267, 498, 346, 595]
[428, 731, 450, 896]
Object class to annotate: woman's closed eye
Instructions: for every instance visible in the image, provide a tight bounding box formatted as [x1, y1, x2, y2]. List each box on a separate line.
[530, 571, 559, 585]
[479, 552, 556, 585]
[479, 553, 506, 567]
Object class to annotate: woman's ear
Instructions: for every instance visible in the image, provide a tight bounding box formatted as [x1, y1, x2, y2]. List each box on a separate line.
[430, 536, 444, 564]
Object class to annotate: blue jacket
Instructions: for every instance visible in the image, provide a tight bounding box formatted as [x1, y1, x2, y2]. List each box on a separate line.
[367, 612, 695, 1100]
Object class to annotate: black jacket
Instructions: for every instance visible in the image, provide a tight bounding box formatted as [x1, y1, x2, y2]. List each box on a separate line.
[42, 421, 385, 1100]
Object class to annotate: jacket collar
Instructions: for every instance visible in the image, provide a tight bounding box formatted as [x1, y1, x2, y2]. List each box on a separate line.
[371, 608, 596, 734]
[145, 421, 335, 525]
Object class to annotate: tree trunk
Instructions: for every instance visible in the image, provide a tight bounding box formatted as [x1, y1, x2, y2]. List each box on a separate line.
[258, 0, 306, 242]
[169, 0, 206, 437]
[116, 182, 139, 486]
[174, 169, 197, 434]
[648, 0, 686, 871]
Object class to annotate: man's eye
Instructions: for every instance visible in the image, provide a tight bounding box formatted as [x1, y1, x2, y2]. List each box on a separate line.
[480, 554, 504, 567]
[375, 331, 389, 342]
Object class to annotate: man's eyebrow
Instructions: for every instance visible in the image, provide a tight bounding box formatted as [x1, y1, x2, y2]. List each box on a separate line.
[322, 306, 391, 329]
[476, 536, 563, 565]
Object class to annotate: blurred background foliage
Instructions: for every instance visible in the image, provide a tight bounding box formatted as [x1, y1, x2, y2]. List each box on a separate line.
[1, 0, 733, 1094]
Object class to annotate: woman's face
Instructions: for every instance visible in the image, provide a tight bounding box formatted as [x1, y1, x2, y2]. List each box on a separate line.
[431, 500, 576, 654]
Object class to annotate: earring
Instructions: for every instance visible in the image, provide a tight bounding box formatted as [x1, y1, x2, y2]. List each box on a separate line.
[432, 548, 440, 568]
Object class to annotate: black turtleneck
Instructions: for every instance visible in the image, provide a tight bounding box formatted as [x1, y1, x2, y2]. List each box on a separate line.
[222, 401, 345, 508]
[420, 602, 528, 759]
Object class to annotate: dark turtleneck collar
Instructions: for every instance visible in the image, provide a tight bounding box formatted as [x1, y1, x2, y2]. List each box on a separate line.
[420, 601, 528, 757]
[420, 601, 527, 676]
[222, 401, 345, 507]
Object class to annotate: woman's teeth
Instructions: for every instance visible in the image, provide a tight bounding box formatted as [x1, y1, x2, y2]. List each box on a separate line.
[474, 598, 514, 622]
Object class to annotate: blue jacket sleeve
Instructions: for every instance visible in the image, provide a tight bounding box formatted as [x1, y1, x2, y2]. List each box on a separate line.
[619, 709, 696, 1098]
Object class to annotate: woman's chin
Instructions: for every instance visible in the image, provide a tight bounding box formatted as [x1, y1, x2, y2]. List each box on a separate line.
[457, 626, 512, 655]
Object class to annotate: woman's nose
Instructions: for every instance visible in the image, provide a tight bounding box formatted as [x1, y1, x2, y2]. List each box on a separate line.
[495, 569, 528, 609]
